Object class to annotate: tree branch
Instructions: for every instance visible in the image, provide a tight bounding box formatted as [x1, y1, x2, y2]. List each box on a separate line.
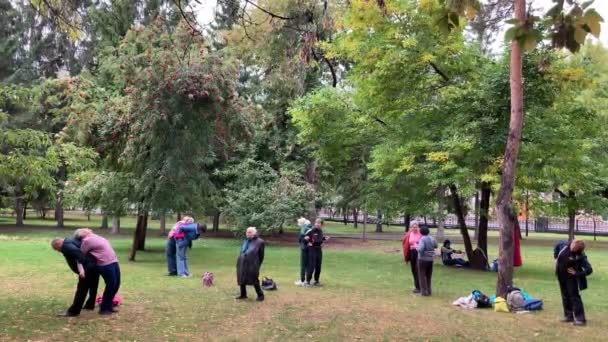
[244, 0, 295, 20]
[429, 62, 450, 82]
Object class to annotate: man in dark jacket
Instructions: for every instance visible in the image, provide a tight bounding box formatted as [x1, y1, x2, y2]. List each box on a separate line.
[304, 219, 330, 287]
[236, 227, 265, 301]
[555, 239, 593, 326]
[51, 237, 99, 317]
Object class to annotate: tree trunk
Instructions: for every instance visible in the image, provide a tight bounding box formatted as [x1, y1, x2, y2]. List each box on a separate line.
[362, 208, 368, 242]
[111, 216, 121, 235]
[449, 184, 474, 261]
[496, 0, 525, 297]
[129, 212, 148, 261]
[101, 214, 109, 229]
[304, 159, 318, 221]
[478, 182, 491, 256]
[55, 163, 66, 228]
[23, 201, 27, 221]
[568, 191, 576, 241]
[404, 213, 411, 232]
[343, 209, 348, 225]
[159, 212, 166, 235]
[474, 190, 480, 239]
[375, 210, 383, 232]
[436, 187, 446, 242]
[213, 210, 220, 232]
[353, 208, 358, 228]
[177, 212, 181, 221]
[15, 190, 24, 227]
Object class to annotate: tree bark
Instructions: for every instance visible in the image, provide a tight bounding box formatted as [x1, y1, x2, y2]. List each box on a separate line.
[436, 187, 446, 242]
[474, 190, 480, 239]
[353, 208, 358, 228]
[101, 214, 109, 229]
[177, 212, 181, 221]
[15, 189, 24, 227]
[478, 182, 491, 256]
[23, 201, 27, 221]
[495, 0, 525, 297]
[362, 208, 368, 242]
[404, 213, 411, 232]
[213, 210, 221, 232]
[375, 210, 383, 232]
[449, 184, 474, 261]
[159, 212, 166, 235]
[111, 216, 121, 235]
[129, 212, 148, 261]
[55, 163, 66, 228]
[567, 190, 576, 241]
[343, 209, 348, 225]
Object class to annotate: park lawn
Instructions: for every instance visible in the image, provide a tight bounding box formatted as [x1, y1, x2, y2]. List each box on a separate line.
[0, 229, 607, 341]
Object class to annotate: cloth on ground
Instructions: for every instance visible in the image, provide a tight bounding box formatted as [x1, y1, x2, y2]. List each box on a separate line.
[452, 295, 478, 309]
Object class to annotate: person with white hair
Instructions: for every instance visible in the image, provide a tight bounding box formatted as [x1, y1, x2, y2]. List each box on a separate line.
[294, 217, 312, 286]
[235, 227, 265, 301]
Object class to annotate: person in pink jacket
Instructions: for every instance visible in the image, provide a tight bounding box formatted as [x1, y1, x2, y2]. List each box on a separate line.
[402, 221, 422, 293]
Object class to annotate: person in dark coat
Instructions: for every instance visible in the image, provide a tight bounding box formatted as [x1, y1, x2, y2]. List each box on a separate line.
[555, 239, 593, 326]
[236, 227, 265, 301]
[304, 219, 330, 287]
[294, 217, 311, 286]
[51, 237, 99, 317]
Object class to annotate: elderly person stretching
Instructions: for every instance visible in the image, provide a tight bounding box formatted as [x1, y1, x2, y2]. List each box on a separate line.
[402, 221, 423, 293]
[236, 227, 265, 301]
[166, 216, 205, 278]
[555, 239, 593, 326]
[294, 217, 311, 286]
[75, 229, 120, 315]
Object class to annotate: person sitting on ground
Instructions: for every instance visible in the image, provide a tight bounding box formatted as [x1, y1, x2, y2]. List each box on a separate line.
[294, 217, 312, 286]
[51, 236, 99, 317]
[166, 216, 206, 278]
[75, 228, 121, 316]
[441, 240, 470, 267]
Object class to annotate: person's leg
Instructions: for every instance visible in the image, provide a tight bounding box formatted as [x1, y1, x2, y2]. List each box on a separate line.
[558, 275, 573, 321]
[83, 270, 100, 309]
[566, 277, 586, 323]
[300, 248, 308, 283]
[314, 248, 322, 283]
[166, 238, 177, 275]
[238, 285, 247, 298]
[417, 260, 428, 295]
[410, 250, 420, 291]
[97, 264, 114, 313]
[427, 262, 433, 296]
[176, 241, 188, 276]
[306, 248, 315, 283]
[254, 279, 264, 300]
[67, 277, 89, 315]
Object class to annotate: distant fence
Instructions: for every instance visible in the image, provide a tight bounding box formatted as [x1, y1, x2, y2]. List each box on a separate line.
[318, 209, 608, 236]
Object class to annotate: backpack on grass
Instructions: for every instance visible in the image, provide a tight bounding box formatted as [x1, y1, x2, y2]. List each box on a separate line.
[471, 290, 492, 309]
[523, 298, 543, 311]
[262, 277, 277, 291]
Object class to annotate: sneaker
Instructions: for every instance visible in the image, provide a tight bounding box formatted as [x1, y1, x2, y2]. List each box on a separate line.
[294, 280, 304, 286]
[166, 272, 177, 276]
[573, 321, 586, 326]
[412, 289, 420, 294]
[313, 281, 322, 287]
[56, 310, 78, 317]
[303, 282, 312, 288]
[179, 274, 191, 278]
[256, 296, 265, 302]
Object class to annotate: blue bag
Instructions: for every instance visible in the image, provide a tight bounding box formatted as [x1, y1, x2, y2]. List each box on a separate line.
[523, 298, 543, 311]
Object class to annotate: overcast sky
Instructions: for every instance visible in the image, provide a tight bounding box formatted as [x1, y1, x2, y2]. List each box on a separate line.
[192, 0, 607, 44]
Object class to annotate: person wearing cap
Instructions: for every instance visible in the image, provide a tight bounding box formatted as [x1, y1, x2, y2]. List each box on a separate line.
[555, 239, 593, 326]
[440, 240, 469, 267]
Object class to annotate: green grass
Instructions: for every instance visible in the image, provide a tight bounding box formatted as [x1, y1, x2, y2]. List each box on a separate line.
[0, 226, 607, 341]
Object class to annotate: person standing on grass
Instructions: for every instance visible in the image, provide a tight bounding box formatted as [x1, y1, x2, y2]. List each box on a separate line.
[555, 239, 593, 326]
[416, 226, 437, 296]
[75, 228, 121, 316]
[402, 221, 422, 293]
[236, 227, 265, 301]
[304, 219, 330, 287]
[294, 217, 312, 286]
[51, 237, 99, 317]
[166, 216, 206, 278]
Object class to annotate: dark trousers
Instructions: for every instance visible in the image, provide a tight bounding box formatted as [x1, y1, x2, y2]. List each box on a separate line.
[558, 273, 586, 322]
[67, 269, 99, 315]
[306, 247, 322, 283]
[409, 249, 420, 290]
[98, 262, 121, 313]
[417, 259, 434, 296]
[443, 258, 469, 267]
[300, 248, 309, 282]
[240, 280, 264, 298]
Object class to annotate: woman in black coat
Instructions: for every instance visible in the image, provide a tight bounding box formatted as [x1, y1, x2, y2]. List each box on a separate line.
[555, 239, 593, 326]
[236, 227, 265, 301]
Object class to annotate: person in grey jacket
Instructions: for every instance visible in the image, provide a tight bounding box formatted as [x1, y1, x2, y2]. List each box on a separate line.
[416, 226, 437, 296]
